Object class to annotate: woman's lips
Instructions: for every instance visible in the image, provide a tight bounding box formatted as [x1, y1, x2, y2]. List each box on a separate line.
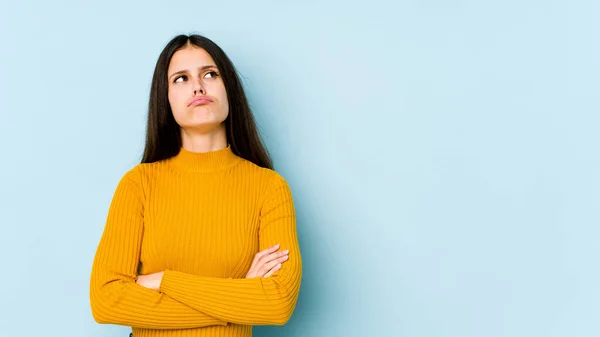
[188, 97, 213, 107]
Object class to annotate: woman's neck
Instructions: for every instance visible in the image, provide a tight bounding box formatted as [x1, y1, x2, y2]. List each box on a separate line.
[180, 124, 227, 153]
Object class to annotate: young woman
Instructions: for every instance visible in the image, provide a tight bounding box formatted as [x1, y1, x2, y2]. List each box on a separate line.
[90, 34, 302, 337]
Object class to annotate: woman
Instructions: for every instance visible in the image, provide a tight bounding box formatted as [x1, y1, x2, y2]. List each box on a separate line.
[89, 34, 302, 337]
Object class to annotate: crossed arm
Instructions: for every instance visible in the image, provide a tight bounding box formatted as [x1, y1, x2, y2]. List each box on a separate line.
[89, 169, 302, 329]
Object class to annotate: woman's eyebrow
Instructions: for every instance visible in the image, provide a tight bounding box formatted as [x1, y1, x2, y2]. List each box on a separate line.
[169, 65, 217, 80]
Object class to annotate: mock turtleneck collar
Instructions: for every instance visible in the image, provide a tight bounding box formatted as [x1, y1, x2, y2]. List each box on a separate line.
[167, 144, 241, 173]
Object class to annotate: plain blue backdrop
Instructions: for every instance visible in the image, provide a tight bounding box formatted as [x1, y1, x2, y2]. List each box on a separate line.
[0, 1, 598, 336]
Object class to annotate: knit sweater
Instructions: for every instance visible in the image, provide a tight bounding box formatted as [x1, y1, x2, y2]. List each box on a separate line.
[89, 144, 302, 337]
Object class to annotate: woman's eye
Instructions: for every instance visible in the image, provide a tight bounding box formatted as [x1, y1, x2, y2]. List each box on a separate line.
[174, 75, 187, 83]
[204, 71, 219, 79]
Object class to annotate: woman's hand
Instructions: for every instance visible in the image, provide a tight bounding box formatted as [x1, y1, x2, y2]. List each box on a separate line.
[136, 271, 164, 290]
[245, 243, 289, 279]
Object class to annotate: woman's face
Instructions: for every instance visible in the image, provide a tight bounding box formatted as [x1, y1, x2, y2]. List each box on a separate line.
[167, 46, 229, 133]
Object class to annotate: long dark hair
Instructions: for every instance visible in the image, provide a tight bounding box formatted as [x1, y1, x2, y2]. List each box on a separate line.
[141, 34, 273, 170]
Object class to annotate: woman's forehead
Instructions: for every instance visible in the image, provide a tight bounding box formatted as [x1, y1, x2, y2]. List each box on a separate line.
[169, 46, 216, 72]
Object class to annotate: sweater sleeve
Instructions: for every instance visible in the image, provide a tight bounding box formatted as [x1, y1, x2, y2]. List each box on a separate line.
[89, 167, 227, 329]
[158, 172, 302, 326]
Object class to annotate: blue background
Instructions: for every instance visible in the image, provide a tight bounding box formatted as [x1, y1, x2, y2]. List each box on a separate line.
[0, 1, 598, 336]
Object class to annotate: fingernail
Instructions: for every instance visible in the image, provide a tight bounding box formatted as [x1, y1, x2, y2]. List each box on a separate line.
[283, 250, 289, 254]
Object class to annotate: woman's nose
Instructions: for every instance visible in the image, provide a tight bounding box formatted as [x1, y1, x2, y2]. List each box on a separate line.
[193, 77, 205, 95]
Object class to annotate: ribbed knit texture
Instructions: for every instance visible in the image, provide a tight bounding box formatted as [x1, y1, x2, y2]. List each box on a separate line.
[89, 145, 302, 337]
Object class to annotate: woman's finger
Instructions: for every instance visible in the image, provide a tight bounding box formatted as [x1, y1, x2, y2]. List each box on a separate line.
[251, 244, 280, 267]
[258, 249, 288, 266]
[246, 244, 282, 278]
[263, 263, 282, 278]
[258, 253, 289, 275]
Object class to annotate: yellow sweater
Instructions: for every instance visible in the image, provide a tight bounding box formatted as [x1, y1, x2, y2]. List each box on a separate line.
[89, 145, 302, 337]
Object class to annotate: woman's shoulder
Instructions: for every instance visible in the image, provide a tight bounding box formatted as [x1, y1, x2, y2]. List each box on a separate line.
[236, 159, 292, 198]
[114, 162, 155, 190]
[237, 158, 287, 183]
